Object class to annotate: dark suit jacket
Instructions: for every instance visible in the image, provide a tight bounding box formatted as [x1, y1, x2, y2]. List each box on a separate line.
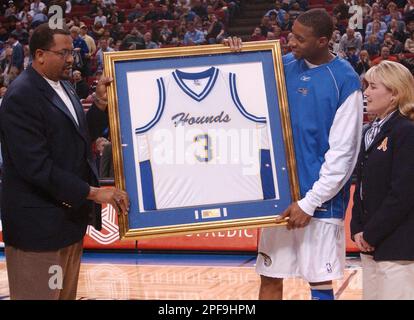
[99, 142, 114, 179]
[0, 66, 108, 251]
[351, 112, 414, 261]
[74, 79, 89, 100]
[11, 42, 24, 71]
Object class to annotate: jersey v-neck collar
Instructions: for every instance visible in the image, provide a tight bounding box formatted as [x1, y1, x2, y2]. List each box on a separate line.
[173, 66, 219, 102]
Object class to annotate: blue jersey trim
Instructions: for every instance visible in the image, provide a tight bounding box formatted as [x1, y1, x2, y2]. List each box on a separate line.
[173, 67, 218, 102]
[229, 73, 266, 123]
[139, 160, 157, 211]
[135, 78, 166, 134]
[260, 149, 276, 200]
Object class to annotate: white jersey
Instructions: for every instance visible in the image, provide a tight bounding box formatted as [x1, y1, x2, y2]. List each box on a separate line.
[135, 67, 274, 210]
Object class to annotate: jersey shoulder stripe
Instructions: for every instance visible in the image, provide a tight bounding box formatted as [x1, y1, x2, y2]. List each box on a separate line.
[135, 78, 166, 134]
[229, 72, 266, 123]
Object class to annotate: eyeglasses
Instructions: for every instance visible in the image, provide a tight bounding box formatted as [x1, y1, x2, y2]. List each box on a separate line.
[43, 49, 74, 59]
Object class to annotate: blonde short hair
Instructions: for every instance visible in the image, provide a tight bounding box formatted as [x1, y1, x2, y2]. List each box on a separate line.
[70, 26, 80, 34]
[365, 61, 414, 120]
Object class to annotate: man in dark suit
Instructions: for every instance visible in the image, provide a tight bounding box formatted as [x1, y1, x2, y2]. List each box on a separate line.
[8, 33, 24, 74]
[0, 24, 129, 300]
[72, 70, 89, 99]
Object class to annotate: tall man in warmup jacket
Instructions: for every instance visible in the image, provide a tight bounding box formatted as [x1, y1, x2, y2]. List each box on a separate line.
[230, 10, 363, 300]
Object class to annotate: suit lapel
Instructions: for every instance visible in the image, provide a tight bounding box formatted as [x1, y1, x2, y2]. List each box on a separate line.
[361, 124, 370, 153]
[28, 67, 79, 126]
[60, 82, 102, 181]
[10, 49, 14, 70]
[57, 82, 101, 181]
[365, 112, 399, 153]
[29, 66, 89, 144]
[61, 81, 89, 137]
[45, 86, 89, 143]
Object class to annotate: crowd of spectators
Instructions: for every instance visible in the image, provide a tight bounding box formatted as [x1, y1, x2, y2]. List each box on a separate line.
[250, 0, 414, 80]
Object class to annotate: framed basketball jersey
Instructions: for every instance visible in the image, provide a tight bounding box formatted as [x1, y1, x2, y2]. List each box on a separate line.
[104, 41, 299, 239]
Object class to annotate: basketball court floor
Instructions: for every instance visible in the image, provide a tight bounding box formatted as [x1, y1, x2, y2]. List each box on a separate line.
[0, 251, 363, 300]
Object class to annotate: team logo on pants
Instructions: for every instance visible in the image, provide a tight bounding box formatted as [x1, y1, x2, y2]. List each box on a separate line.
[326, 262, 333, 273]
[258, 252, 272, 267]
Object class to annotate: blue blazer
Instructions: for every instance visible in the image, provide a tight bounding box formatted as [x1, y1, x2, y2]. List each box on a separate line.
[351, 112, 414, 261]
[0, 66, 108, 251]
[11, 42, 24, 71]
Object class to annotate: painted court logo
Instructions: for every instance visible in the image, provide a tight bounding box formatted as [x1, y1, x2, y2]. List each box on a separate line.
[87, 205, 119, 244]
[258, 252, 272, 267]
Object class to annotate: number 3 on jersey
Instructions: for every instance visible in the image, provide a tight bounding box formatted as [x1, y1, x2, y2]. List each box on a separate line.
[194, 134, 212, 162]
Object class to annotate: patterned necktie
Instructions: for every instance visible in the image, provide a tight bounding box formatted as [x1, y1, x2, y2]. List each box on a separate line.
[364, 119, 381, 150]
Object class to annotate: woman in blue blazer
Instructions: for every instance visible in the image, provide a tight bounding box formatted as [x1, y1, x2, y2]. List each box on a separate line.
[351, 61, 414, 299]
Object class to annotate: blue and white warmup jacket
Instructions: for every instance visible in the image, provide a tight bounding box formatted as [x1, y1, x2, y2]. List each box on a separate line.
[283, 53, 363, 220]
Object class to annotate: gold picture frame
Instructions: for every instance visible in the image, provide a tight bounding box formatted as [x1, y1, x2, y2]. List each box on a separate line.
[104, 41, 299, 239]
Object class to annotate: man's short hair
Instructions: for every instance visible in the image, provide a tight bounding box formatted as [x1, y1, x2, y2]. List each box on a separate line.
[8, 34, 17, 41]
[405, 10, 414, 24]
[29, 23, 70, 58]
[296, 9, 334, 39]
